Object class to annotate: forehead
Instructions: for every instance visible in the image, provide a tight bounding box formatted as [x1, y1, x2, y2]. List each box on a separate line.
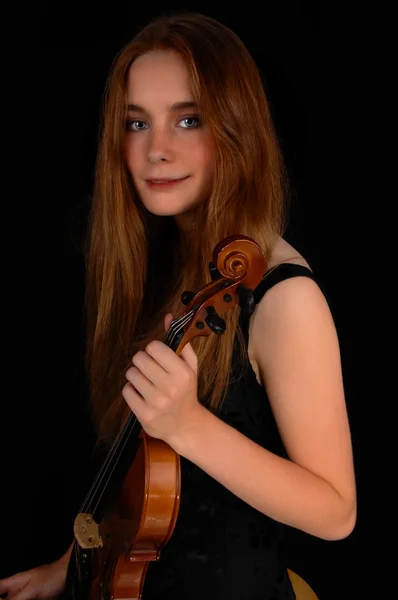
[127, 50, 192, 102]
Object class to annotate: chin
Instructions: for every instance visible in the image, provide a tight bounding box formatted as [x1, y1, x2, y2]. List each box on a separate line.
[139, 195, 198, 218]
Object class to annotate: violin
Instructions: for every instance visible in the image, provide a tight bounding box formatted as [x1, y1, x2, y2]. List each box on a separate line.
[62, 235, 267, 599]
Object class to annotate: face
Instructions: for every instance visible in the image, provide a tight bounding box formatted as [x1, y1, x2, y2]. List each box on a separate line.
[124, 50, 214, 232]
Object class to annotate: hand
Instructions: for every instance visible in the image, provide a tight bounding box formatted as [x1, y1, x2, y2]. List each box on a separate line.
[0, 557, 67, 600]
[122, 313, 203, 445]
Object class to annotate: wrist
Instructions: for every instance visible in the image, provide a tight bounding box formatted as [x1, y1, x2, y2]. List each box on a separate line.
[166, 402, 210, 456]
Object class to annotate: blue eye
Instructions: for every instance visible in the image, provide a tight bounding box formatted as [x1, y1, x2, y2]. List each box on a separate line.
[126, 120, 148, 131]
[179, 117, 200, 129]
[125, 116, 201, 132]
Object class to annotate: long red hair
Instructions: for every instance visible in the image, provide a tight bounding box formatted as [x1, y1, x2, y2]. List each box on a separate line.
[85, 12, 290, 443]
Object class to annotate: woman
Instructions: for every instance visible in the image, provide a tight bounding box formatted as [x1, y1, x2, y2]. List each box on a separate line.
[0, 11, 356, 600]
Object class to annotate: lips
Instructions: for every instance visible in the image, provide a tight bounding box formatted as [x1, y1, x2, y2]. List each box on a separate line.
[145, 176, 190, 189]
[146, 176, 189, 183]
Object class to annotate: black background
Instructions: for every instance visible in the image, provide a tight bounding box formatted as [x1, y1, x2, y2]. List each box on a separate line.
[2, 2, 382, 599]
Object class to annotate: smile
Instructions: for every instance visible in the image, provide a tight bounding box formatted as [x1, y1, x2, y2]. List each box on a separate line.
[145, 176, 190, 189]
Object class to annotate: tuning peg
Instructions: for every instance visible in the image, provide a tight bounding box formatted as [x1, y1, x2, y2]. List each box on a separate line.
[205, 306, 226, 335]
[181, 290, 195, 306]
[208, 261, 222, 281]
[237, 285, 255, 315]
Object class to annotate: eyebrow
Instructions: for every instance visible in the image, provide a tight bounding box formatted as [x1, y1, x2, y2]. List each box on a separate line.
[127, 101, 198, 113]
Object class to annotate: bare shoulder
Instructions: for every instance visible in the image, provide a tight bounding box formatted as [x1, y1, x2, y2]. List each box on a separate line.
[247, 236, 322, 385]
[266, 236, 312, 271]
[250, 236, 329, 352]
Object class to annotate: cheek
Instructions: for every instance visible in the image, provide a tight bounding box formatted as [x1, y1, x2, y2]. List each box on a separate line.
[192, 139, 214, 173]
[124, 138, 142, 175]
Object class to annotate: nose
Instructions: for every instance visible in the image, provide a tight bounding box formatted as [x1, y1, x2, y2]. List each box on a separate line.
[147, 127, 175, 164]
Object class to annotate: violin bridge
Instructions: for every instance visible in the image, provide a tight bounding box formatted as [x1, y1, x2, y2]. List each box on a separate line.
[73, 512, 103, 549]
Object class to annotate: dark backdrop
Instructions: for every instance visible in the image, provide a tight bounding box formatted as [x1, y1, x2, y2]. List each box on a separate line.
[2, 3, 378, 599]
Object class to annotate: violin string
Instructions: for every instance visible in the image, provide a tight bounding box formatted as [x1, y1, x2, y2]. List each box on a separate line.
[80, 310, 195, 516]
[80, 411, 138, 513]
[167, 311, 195, 347]
[90, 412, 140, 515]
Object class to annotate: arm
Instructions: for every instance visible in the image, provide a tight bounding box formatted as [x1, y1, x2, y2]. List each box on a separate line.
[167, 276, 356, 541]
[0, 542, 74, 599]
[59, 541, 74, 567]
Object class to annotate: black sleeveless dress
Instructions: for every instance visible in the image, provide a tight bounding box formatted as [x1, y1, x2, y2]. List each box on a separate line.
[142, 263, 318, 600]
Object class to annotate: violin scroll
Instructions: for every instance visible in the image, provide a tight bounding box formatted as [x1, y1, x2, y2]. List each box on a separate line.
[170, 235, 266, 354]
[212, 235, 266, 289]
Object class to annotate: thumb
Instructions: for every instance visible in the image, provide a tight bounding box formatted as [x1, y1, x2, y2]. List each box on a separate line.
[164, 312, 174, 332]
[164, 313, 198, 373]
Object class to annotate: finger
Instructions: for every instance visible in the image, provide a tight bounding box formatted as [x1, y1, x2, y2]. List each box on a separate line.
[0, 578, 8, 593]
[0, 572, 27, 595]
[12, 587, 37, 600]
[132, 350, 168, 384]
[164, 312, 174, 332]
[145, 340, 188, 377]
[126, 365, 156, 400]
[151, 319, 198, 375]
[164, 312, 197, 372]
[122, 382, 150, 422]
[179, 340, 198, 373]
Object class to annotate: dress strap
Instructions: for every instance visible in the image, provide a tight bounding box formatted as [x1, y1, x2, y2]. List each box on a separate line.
[238, 263, 319, 345]
[253, 263, 316, 304]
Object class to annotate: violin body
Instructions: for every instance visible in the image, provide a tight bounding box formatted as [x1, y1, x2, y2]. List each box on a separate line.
[64, 433, 180, 600]
[63, 235, 266, 599]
